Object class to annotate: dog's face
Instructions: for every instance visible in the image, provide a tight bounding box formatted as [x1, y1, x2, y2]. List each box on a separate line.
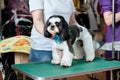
[46, 17, 61, 35]
[44, 15, 70, 41]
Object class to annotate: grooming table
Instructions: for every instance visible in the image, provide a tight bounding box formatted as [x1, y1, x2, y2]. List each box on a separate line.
[12, 57, 120, 80]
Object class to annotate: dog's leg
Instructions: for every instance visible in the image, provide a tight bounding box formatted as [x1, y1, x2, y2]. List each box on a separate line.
[51, 49, 62, 64]
[83, 38, 95, 61]
[82, 29, 95, 61]
[60, 42, 73, 67]
[61, 51, 73, 67]
[73, 42, 85, 60]
[77, 24, 95, 61]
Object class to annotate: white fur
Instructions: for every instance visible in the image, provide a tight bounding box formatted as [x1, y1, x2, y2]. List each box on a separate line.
[51, 40, 74, 66]
[50, 24, 95, 67]
[73, 24, 95, 61]
[45, 15, 95, 66]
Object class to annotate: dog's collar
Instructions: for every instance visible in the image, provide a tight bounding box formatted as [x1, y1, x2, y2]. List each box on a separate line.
[53, 34, 62, 44]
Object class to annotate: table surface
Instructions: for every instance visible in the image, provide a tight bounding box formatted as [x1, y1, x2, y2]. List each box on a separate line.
[12, 57, 120, 80]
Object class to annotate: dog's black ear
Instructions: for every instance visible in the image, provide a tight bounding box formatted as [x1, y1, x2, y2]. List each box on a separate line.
[59, 16, 70, 41]
[44, 20, 52, 38]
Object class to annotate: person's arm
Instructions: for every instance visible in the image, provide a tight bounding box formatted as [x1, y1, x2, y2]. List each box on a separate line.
[69, 12, 77, 25]
[103, 11, 120, 26]
[31, 9, 44, 35]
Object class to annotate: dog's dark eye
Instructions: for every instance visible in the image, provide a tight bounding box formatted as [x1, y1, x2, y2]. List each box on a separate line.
[48, 22, 51, 26]
[55, 22, 60, 26]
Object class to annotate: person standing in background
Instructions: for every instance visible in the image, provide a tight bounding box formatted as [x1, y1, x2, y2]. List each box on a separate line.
[1, 0, 32, 80]
[99, 0, 120, 80]
[29, 0, 76, 63]
[29, 0, 76, 80]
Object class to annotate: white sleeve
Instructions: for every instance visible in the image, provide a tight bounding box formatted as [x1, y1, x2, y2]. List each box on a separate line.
[71, 0, 76, 12]
[29, 0, 44, 12]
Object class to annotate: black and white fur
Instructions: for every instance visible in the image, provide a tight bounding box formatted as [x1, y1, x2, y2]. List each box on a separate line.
[44, 15, 95, 67]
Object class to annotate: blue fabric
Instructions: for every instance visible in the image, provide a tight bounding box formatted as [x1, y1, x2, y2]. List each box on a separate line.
[29, 48, 52, 62]
[54, 34, 62, 43]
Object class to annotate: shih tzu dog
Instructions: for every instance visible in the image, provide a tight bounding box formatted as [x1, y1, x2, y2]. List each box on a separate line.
[44, 15, 95, 67]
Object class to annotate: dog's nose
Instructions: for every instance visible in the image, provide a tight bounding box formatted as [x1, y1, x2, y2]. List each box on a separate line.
[51, 26, 55, 30]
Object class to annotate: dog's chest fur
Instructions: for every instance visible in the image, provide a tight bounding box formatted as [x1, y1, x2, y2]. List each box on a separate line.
[52, 40, 67, 50]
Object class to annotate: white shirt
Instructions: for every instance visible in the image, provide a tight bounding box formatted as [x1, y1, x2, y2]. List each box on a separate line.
[29, 0, 75, 50]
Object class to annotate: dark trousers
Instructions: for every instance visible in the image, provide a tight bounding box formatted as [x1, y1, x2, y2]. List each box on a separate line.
[105, 51, 120, 80]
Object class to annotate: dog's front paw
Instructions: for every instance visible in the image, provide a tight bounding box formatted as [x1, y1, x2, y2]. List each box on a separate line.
[51, 59, 60, 64]
[86, 55, 95, 62]
[60, 54, 73, 67]
[74, 55, 83, 60]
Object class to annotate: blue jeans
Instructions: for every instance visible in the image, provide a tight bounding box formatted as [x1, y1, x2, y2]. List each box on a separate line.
[29, 48, 52, 62]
